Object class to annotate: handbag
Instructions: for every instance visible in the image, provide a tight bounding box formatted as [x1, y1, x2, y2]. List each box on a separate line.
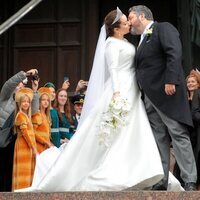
[0, 112, 16, 148]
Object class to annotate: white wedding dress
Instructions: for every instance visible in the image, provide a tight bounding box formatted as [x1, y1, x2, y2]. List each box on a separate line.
[18, 37, 166, 192]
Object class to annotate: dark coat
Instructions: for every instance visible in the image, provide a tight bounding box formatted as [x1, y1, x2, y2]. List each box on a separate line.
[72, 114, 79, 130]
[190, 89, 200, 155]
[135, 22, 193, 127]
[190, 89, 200, 182]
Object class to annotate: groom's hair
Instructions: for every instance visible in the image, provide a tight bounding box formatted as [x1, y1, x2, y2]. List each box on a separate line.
[129, 5, 154, 21]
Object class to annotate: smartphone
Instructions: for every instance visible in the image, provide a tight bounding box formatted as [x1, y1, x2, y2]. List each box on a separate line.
[84, 81, 89, 86]
[64, 76, 69, 82]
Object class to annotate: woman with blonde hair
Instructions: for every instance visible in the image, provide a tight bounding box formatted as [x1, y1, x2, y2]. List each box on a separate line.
[12, 88, 38, 190]
[32, 87, 53, 153]
[44, 82, 60, 147]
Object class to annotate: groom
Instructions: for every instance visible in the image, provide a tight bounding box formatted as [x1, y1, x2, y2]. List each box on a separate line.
[128, 5, 197, 190]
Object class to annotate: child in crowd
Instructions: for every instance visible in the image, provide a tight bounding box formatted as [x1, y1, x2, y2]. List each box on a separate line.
[44, 82, 60, 147]
[32, 87, 53, 153]
[12, 88, 38, 190]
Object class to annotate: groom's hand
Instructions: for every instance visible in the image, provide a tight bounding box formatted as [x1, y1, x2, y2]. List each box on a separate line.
[165, 84, 176, 95]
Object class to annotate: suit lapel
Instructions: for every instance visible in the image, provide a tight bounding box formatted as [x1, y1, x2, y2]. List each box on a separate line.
[135, 22, 157, 66]
[135, 35, 148, 66]
[137, 35, 148, 55]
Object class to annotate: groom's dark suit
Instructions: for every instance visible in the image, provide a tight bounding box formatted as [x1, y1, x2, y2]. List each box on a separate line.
[136, 22, 192, 126]
[135, 22, 197, 189]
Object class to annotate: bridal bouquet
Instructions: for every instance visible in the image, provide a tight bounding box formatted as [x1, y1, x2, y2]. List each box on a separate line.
[98, 96, 131, 147]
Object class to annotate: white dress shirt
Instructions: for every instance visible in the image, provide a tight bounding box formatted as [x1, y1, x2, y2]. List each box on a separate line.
[138, 21, 154, 47]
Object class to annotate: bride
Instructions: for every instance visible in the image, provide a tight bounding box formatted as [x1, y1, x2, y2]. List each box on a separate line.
[21, 7, 165, 192]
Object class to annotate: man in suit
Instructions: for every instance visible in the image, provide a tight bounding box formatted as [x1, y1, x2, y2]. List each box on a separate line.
[128, 5, 197, 190]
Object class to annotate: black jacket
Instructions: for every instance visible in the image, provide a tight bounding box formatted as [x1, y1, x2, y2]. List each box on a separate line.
[135, 22, 193, 126]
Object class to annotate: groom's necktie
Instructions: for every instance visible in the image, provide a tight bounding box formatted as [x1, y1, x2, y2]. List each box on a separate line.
[138, 33, 146, 47]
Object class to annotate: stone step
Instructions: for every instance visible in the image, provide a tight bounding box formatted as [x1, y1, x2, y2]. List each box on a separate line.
[0, 191, 200, 200]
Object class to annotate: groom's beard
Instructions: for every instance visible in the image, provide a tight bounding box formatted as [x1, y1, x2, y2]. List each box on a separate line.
[130, 26, 140, 35]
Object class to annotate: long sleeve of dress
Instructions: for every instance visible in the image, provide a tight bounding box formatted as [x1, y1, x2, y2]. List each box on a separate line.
[32, 112, 50, 145]
[15, 112, 36, 150]
[105, 41, 120, 93]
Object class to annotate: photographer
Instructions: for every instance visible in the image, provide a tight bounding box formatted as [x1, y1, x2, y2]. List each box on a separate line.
[0, 69, 39, 191]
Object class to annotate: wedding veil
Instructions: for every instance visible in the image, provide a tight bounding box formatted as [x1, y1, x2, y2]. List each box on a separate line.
[78, 24, 108, 128]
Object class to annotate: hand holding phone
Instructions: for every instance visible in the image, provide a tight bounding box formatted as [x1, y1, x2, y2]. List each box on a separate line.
[64, 76, 69, 82]
[62, 76, 70, 90]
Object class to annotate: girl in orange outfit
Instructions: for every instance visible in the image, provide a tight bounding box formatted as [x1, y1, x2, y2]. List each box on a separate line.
[12, 88, 38, 190]
[32, 87, 53, 153]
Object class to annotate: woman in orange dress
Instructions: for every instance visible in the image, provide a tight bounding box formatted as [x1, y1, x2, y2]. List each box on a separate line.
[12, 88, 38, 191]
[32, 87, 52, 153]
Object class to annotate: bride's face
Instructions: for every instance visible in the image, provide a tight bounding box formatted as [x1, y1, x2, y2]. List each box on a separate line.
[118, 15, 131, 35]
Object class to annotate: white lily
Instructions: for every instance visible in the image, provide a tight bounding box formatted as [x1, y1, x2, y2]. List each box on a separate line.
[98, 96, 131, 147]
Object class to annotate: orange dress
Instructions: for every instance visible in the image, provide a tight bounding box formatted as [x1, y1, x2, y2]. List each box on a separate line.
[32, 112, 51, 153]
[12, 111, 36, 191]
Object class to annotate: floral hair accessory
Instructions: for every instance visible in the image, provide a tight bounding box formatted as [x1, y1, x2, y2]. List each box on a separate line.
[98, 96, 131, 147]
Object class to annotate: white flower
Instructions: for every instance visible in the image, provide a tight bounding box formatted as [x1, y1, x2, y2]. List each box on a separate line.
[98, 96, 131, 147]
[145, 27, 153, 35]
[102, 112, 112, 122]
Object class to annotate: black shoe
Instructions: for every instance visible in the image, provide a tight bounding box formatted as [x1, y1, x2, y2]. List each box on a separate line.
[184, 182, 196, 191]
[152, 184, 167, 191]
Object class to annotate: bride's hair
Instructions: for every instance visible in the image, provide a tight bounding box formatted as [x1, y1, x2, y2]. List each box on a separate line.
[104, 10, 121, 37]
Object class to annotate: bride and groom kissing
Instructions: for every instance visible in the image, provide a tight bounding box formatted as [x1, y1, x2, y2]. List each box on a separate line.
[18, 5, 197, 192]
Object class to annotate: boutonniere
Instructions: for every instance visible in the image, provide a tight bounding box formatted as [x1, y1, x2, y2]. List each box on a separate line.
[145, 27, 153, 36]
[144, 26, 154, 42]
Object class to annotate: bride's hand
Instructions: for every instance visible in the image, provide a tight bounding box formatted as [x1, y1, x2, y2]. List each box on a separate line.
[113, 91, 120, 99]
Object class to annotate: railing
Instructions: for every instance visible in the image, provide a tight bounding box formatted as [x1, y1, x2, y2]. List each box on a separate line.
[0, 0, 44, 35]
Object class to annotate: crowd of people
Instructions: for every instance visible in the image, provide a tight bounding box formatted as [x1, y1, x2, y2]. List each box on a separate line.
[0, 4, 200, 192]
[0, 70, 86, 191]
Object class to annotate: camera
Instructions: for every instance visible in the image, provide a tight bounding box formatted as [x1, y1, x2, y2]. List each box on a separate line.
[27, 73, 39, 81]
[31, 74, 39, 81]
